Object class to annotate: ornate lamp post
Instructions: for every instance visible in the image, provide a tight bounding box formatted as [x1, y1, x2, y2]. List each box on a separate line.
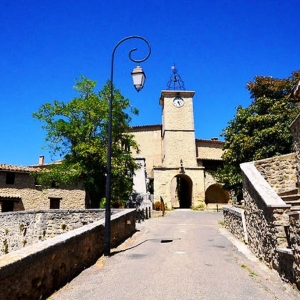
[104, 36, 151, 256]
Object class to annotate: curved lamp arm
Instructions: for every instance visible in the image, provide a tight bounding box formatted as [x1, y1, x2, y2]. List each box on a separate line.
[105, 36, 151, 256]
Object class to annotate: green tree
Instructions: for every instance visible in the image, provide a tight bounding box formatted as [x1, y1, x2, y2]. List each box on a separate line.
[216, 70, 300, 198]
[33, 76, 139, 208]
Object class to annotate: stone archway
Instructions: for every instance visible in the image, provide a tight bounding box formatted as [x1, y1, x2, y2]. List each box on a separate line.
[205, 184, 229, 204]
[171, 174, 193, 208]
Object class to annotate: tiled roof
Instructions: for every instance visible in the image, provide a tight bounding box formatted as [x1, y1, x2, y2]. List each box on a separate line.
[130, 124, 162, 130]
[0, 164, 40, 173]
[196, 139, 224, 145]
[0, 193, 21, 198]
[197, 157, 223, 161]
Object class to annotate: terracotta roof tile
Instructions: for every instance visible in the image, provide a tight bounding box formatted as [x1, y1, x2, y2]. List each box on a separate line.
[0, 193, 21, 198]
[0, 164, 40, 173]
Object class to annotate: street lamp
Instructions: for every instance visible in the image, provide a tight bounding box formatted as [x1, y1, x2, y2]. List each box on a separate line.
[104, 36, 151, 256]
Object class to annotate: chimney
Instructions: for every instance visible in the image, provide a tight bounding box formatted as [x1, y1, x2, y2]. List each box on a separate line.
[39, 155, 44, 165]
[211, 137, 219, 141]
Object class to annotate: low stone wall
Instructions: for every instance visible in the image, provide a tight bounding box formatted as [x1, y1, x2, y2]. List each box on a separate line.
[0, 209, 136, 300]
[0, 210, 110, 256]
[240, 161, 300, 289]
[288, 212, 300, 287]
[254, 153, 297, 193]
[223, 206, 248, 243]
[241, 162, 290, 264]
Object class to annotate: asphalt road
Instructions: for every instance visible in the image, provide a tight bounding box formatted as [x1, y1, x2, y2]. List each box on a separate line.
[49, 210, 300, 300]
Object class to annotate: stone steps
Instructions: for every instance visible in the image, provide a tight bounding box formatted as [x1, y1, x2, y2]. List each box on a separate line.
[278, 188, 300, 212]
[280, 195, 300, 202]
[278, 188, 299, 196]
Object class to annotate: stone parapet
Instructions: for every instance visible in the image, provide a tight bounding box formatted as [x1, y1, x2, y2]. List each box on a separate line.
[0, 209, 119, 256]
[241, 162, 290, 265]
[223, 206, 248, 243]
[240, 161, 300, 289]
[0, 209, 136, 300]
[288, 212, 300, 287]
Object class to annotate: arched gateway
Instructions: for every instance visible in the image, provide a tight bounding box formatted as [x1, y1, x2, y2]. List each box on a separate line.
[171, 174, 193, 208]
[205, 183, 229, 204]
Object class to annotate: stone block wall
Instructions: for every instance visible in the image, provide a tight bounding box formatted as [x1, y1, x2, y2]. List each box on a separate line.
[0, 210, 110, 256]
[290, 114, 300, 187]
[240, 161, 300, 289]
[0, 209, 136, 300]
[254, 153, 297, 194]
[288, 212, 300, 288]
[0, 171, 85, 211]
[243, 182, 289, 265]
[223, 206, 247, 243]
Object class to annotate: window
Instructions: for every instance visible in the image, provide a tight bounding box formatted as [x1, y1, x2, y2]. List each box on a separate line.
[6, 172, 15, 184]
[2, 201, 14, 212]
[49, 198, 61, 209]
[122, 141, 130, 152]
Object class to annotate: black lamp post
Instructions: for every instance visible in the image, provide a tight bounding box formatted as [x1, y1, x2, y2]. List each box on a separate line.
[104, 36, 151, 256]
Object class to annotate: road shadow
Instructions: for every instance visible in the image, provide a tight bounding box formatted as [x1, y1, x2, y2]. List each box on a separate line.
[110, 238, 181, 256]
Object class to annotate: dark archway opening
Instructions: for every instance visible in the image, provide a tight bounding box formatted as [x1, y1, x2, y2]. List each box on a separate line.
[175, 174, 192, 208]
[205, 184, 229, 204]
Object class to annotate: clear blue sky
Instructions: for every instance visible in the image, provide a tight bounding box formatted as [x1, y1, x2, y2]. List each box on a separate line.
[1, 0, 299, 166]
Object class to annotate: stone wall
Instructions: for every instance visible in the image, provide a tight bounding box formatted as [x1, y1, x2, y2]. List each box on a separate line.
[0, 209, 136, 300]
[153, 166, 205, 209]
[0, 210, 109, 256]
[254, 153, 297, 193]
[0, 171, 85, 211]
[223, 206, 247, 243]
[241, 162, 290, 266]
[290, 114, 300, 188]
[289, 212, 300, 287]
[240, 161, 300, 289]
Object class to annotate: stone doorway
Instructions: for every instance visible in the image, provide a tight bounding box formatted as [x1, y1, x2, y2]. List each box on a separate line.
[171, 174, 193, 208]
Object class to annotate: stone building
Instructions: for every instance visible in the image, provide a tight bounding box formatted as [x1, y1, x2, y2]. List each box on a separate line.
[130, 67, 229, 209]
[0, 157, 85, 212]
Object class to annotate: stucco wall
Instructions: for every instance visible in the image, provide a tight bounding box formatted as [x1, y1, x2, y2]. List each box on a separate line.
[130, 126, 162, 176]
[0, 172, 85, 210]
[254, 153, 297, 193]
[196, 139, 224, 160]
[0, 209, 136, 300]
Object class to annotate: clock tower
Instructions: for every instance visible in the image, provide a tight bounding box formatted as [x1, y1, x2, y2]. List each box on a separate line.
[153, 66, 205, 209]
[160, 89, 197, 167]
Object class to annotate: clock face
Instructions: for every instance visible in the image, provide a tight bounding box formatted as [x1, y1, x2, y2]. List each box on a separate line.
[173, 97, 184, 107]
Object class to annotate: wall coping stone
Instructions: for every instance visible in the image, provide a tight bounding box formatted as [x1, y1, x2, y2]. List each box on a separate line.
[240, 161, 291, 208]
[275, 247, 294, 256]
[223, 205, 243, 216]
[0, 209, 134, 272]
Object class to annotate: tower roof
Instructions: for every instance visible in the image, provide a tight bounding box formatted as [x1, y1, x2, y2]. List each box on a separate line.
[166, 65, 186, 90]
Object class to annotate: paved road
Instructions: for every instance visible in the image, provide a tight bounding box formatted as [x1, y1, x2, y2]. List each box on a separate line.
[49, 210, 300, 300]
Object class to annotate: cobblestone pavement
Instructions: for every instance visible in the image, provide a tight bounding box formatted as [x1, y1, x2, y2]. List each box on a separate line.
[49, 210, 300, 300]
